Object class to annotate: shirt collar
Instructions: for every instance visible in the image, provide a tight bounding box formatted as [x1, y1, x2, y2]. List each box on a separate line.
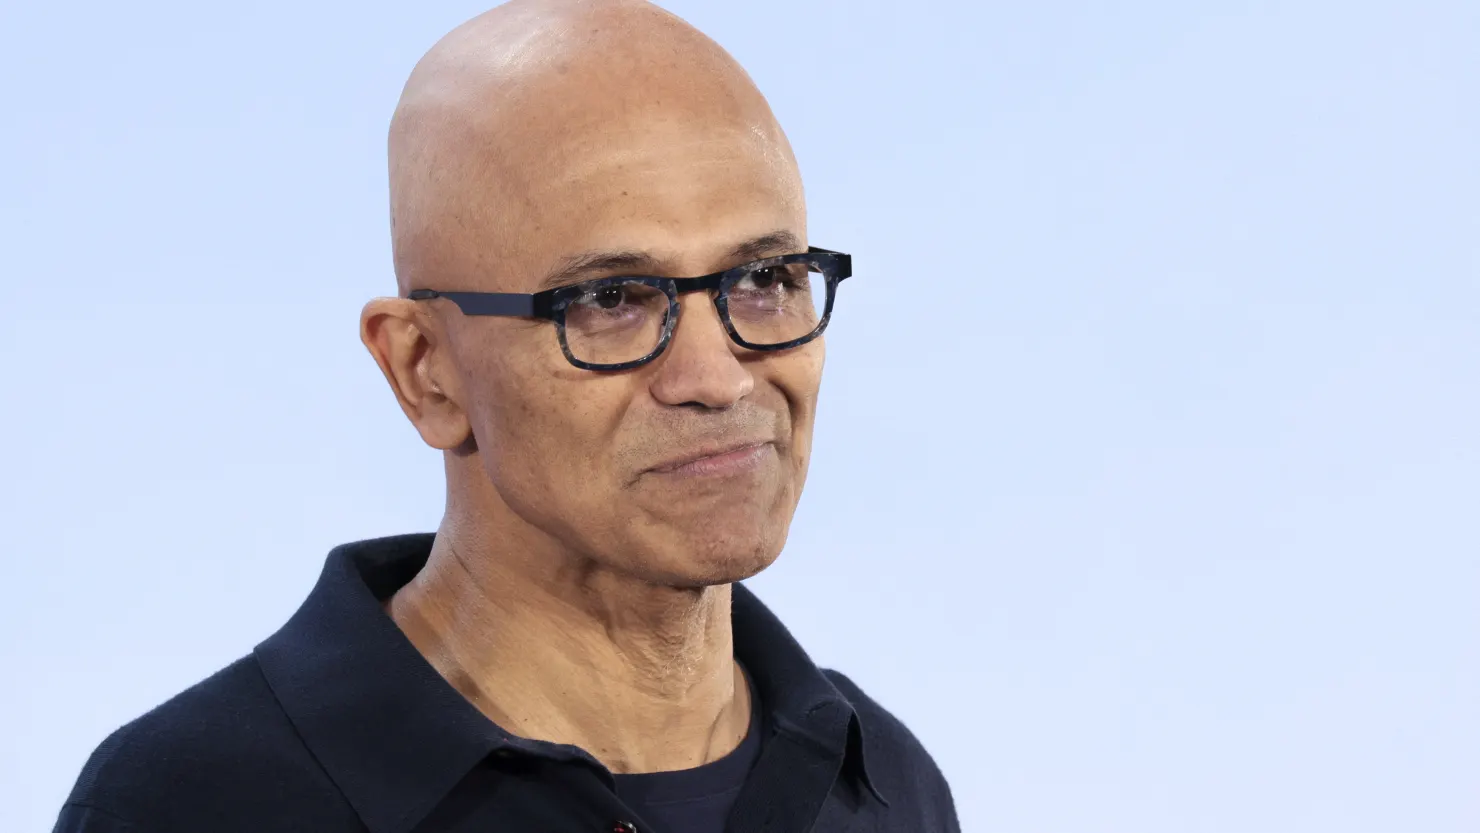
[731, 574, 890, 808]
[254, 534, 883, 833]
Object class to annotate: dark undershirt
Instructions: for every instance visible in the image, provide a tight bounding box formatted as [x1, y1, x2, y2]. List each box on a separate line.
[612, 666, 764, 833]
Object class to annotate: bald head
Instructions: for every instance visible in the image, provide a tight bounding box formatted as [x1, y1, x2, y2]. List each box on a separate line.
[364, 1, 822, 589]
[388, 0, 802, 295]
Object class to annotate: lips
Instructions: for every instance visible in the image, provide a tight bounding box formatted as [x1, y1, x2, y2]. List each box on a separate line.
[647, 440, 773, 474]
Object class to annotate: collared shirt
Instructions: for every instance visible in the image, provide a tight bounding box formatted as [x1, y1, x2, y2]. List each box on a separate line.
[53, 534, 960, 833]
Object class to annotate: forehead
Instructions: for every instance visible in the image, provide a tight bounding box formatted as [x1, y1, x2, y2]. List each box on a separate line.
[468, 102, 805, 291]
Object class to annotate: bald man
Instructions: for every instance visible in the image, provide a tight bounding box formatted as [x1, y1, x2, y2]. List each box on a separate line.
[53, 2, 959, 832]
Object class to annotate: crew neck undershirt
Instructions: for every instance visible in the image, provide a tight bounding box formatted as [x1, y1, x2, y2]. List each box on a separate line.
[611, 664, 764, 833]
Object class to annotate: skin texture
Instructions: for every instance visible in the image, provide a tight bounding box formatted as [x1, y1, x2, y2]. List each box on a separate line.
[359, 0, 823, 773]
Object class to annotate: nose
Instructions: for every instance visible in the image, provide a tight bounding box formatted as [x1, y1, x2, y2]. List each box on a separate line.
[647, 292, 753, 409]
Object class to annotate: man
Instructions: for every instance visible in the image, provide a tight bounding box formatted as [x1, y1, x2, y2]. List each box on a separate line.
[54, 1, 959, 831]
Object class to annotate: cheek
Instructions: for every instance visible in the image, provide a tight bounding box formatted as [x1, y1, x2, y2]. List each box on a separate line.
[760, 344, 824, 491]
[466, 346, 631, 507]
[777, 341, 825, 432]
[458, 339, 560, 474]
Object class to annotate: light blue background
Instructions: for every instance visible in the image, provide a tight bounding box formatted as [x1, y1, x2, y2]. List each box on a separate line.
[2, 1, 1476, 831]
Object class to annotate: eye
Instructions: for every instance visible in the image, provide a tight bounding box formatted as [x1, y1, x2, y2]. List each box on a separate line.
[566, 279, 666, 320]
[737, 266, 791, 293]
[592, 285, 626, 309]
[749, 267, 780, 289]
[574, 283, 641, 311]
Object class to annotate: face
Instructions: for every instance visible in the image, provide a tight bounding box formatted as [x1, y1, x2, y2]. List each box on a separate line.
[381, 99, 821, 588]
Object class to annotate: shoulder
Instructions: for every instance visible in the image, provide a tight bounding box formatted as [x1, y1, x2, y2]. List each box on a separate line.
[823, 668, 961, 831]
[58, 655, 336, 830]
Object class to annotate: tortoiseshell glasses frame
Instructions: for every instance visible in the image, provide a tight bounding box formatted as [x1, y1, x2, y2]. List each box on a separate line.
[408, 246, 852, 371]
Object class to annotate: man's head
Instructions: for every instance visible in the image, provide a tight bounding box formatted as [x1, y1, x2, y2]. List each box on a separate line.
[362, 0, 824, 588]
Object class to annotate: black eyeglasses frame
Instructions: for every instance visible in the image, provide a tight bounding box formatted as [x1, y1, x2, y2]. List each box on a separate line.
[408, 246, 851, 371]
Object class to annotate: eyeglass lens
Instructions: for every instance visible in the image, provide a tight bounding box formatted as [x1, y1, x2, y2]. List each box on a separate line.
[561, 262, 828, 367]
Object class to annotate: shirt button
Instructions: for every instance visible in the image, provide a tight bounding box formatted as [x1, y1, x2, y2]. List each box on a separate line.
[612, 822, 638, 833]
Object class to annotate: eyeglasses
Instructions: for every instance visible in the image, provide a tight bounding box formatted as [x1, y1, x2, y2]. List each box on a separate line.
[408, 247, 852, 371]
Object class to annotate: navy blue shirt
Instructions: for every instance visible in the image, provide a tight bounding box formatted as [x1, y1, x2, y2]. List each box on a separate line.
[611, 667, 763, 833]
[54, 534, 960, 833]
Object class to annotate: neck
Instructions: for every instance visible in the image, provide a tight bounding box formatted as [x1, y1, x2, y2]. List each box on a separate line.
[385, 512, 752, 774]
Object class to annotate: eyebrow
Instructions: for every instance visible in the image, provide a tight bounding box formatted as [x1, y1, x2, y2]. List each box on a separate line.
[534, 230, 805, 292]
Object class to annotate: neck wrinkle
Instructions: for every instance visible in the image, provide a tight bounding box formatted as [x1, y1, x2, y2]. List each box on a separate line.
[385, 507, 750, 774]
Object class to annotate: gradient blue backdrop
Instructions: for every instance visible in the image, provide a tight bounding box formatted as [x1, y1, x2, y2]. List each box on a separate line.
[2, 1, 1477, 831]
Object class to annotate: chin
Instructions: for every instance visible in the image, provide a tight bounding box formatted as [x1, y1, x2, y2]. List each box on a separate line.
[612, 482, 799, 587]
[636, 526, 786, 589]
